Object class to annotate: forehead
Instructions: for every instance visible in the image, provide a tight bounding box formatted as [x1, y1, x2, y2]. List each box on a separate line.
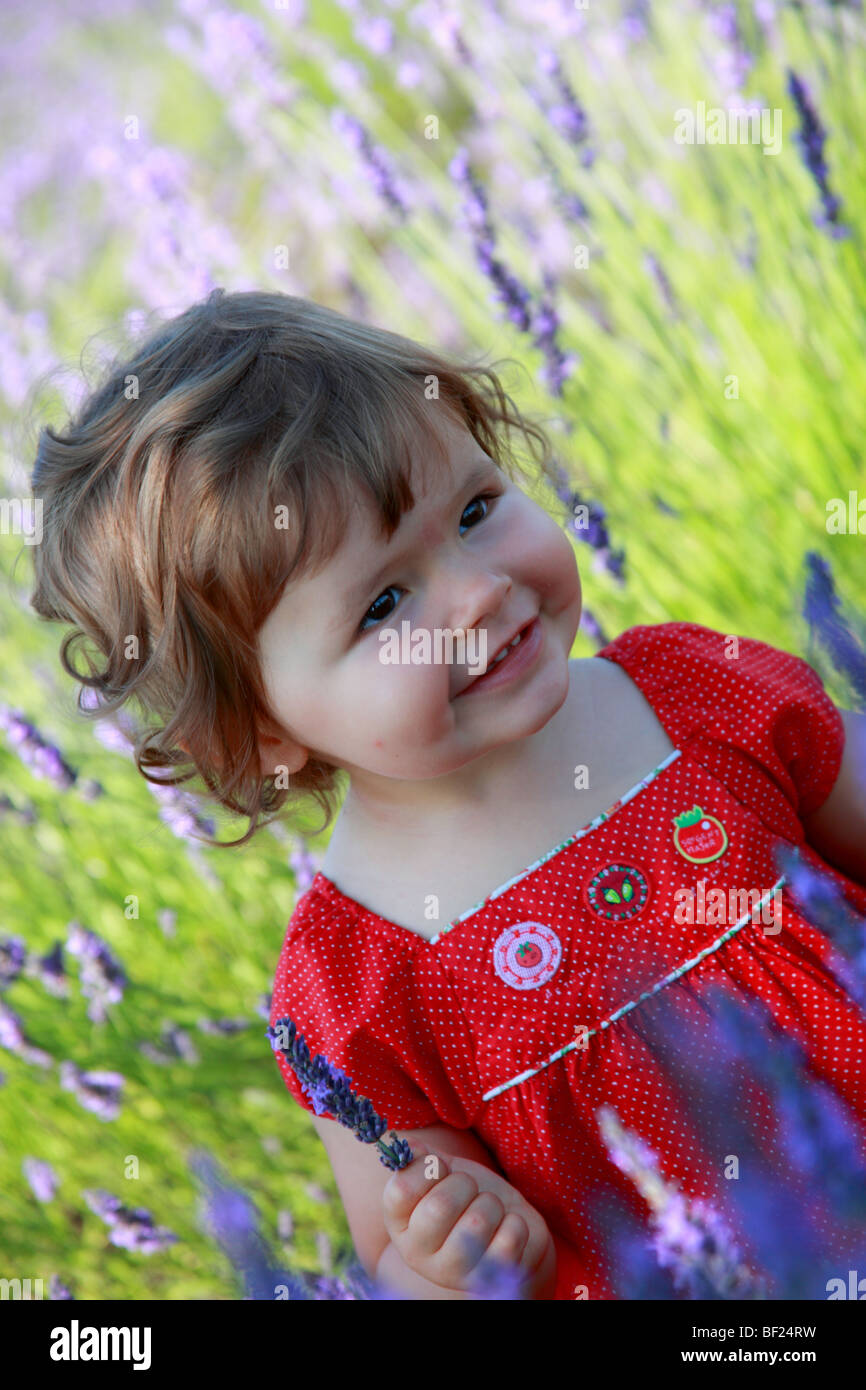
[308, 413, 487, 589]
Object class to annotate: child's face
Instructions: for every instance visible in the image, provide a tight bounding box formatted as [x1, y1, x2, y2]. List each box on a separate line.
[256, 410, 582, 789]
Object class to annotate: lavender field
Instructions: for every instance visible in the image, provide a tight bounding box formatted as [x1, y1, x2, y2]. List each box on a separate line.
[2, 0, 866, 1300]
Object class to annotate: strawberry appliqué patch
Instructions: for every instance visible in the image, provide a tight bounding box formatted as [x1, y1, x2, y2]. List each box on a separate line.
[671, 804, 729, 863]
[493, 923, 562, 990]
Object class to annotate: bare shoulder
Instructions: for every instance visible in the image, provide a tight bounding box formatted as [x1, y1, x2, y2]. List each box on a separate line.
[572, 654, 675, 766]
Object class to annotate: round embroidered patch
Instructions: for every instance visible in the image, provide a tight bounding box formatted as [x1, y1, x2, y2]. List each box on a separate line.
[493, 922, 562, 990]
[583, 863, 650, 922]
[671, 804, 729, 863]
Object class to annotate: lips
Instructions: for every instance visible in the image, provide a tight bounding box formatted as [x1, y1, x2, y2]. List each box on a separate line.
[457, 617, 538, 696]
[489, 623, 530, 665]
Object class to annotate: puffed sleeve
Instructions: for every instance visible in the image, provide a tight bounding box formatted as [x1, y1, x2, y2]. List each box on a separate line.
[268, 883, 482, 1132]
[599, 621, 845, 822]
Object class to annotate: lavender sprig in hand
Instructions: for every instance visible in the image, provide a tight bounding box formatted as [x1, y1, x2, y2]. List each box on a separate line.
[266, 1017, 413, 1171]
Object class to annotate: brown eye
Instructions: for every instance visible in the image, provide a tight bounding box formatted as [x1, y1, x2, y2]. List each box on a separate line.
[359, 585, 402, 633]
[459, 495, 492, 534]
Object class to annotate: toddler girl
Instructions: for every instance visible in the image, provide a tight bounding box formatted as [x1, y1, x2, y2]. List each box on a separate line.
[29, 288, 866, 1300]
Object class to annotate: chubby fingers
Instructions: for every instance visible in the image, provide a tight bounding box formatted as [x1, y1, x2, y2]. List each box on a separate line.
[383, 1151, 484, 1255]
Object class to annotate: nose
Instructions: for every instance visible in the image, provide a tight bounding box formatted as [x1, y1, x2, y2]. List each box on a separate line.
[449, 565, 512, 636]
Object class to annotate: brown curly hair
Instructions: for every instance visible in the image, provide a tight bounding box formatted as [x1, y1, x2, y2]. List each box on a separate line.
[27, 288, 560, 848]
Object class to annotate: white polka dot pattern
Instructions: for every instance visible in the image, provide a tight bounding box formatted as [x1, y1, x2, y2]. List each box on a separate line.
[269, 622, 866, 1300]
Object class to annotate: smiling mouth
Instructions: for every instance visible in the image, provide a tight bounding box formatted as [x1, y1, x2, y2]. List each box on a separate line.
[488, 625, 529, 666]
[457, 617, 538, 695]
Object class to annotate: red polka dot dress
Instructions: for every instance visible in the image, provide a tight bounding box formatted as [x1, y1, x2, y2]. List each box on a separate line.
[269, 622, 866, 1299]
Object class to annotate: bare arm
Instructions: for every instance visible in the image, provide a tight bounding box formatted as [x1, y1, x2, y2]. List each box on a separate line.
[800, 707, 866, 886]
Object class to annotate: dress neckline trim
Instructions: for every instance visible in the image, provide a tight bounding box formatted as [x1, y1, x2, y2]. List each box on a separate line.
[310, 746, 683, 947]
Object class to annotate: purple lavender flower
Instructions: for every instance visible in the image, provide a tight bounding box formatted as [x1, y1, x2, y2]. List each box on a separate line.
[190, 1150, 310, 1300]
[0, 1001, 26, 1053]
[267, 1016, 412, 1170]
[644, 250, 679, 317]
[0, 791, 37, 825]
[621, 0, 651, 45]
[66, 921, 127, 1024]
[802, 552, 866, 708]
[774, 843, 866, 1003]
[787, 71, 850, 239]
[555, 478, 609, 547]
[28, 940, 69, 998]
[77, 778, 104, 802]
[0, 934, 27, 989]
[602, 548, 626, 584]
[579, 609, 610, 649]
[537, 50, 594, 166]
[81, 1188, 123, 1223]
[651, 1190, 764, 1298]
[59, 1062, 124, 1121]
[315, 1228, 332, 1273]
[709, 983, 866, 1226]
[532, 140, 589, 221]
[82, 697, 218, 880]
[707, 4, 754, 98]
[330, 109, 410, 222]
[164, 1, 295, 178]
[354, 14, 394, 56]
[597, 1104, 768, 1298]
[148, 778, 217, 842]
[23, 1156, 58, 1202]
[532, 275, 578, 396]
[157, 909, 177, 938]
[289, 839, 318, 894]
[0, 706, 77, 789]
[86, 710, 137, 756]
[48, 1274, 74, 1299]
[108, 1213, 179, 1255]
[587, 980, 866, 1297]
[139, 1022, 200, 1065]
[197, 1017, 250, 1036]
[191, 1138, 523, 1300]
[81, 698, 214, 832]
[777, 1078, 866, 1225]
[449, 148, 534, 333]
[0, 1001, 52, 1067]
[307, 1272, 365, 1300]
[306, 1260, 388, 1300]
[552, 469, 627, 583]
[82, 1188, 178, 1255]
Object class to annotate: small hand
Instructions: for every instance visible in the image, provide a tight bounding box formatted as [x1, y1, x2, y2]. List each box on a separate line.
[382, 1151, 555, 1296]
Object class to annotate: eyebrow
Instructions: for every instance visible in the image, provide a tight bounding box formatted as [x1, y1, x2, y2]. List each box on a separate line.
[335, 458, 499, 627]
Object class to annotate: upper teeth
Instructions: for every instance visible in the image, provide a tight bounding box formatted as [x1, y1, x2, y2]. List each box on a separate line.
[490, 631, 523, 665]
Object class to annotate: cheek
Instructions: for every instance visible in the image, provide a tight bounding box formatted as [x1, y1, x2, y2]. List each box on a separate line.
[518, 510, 579, 590]
[356, 651, 448, 716]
